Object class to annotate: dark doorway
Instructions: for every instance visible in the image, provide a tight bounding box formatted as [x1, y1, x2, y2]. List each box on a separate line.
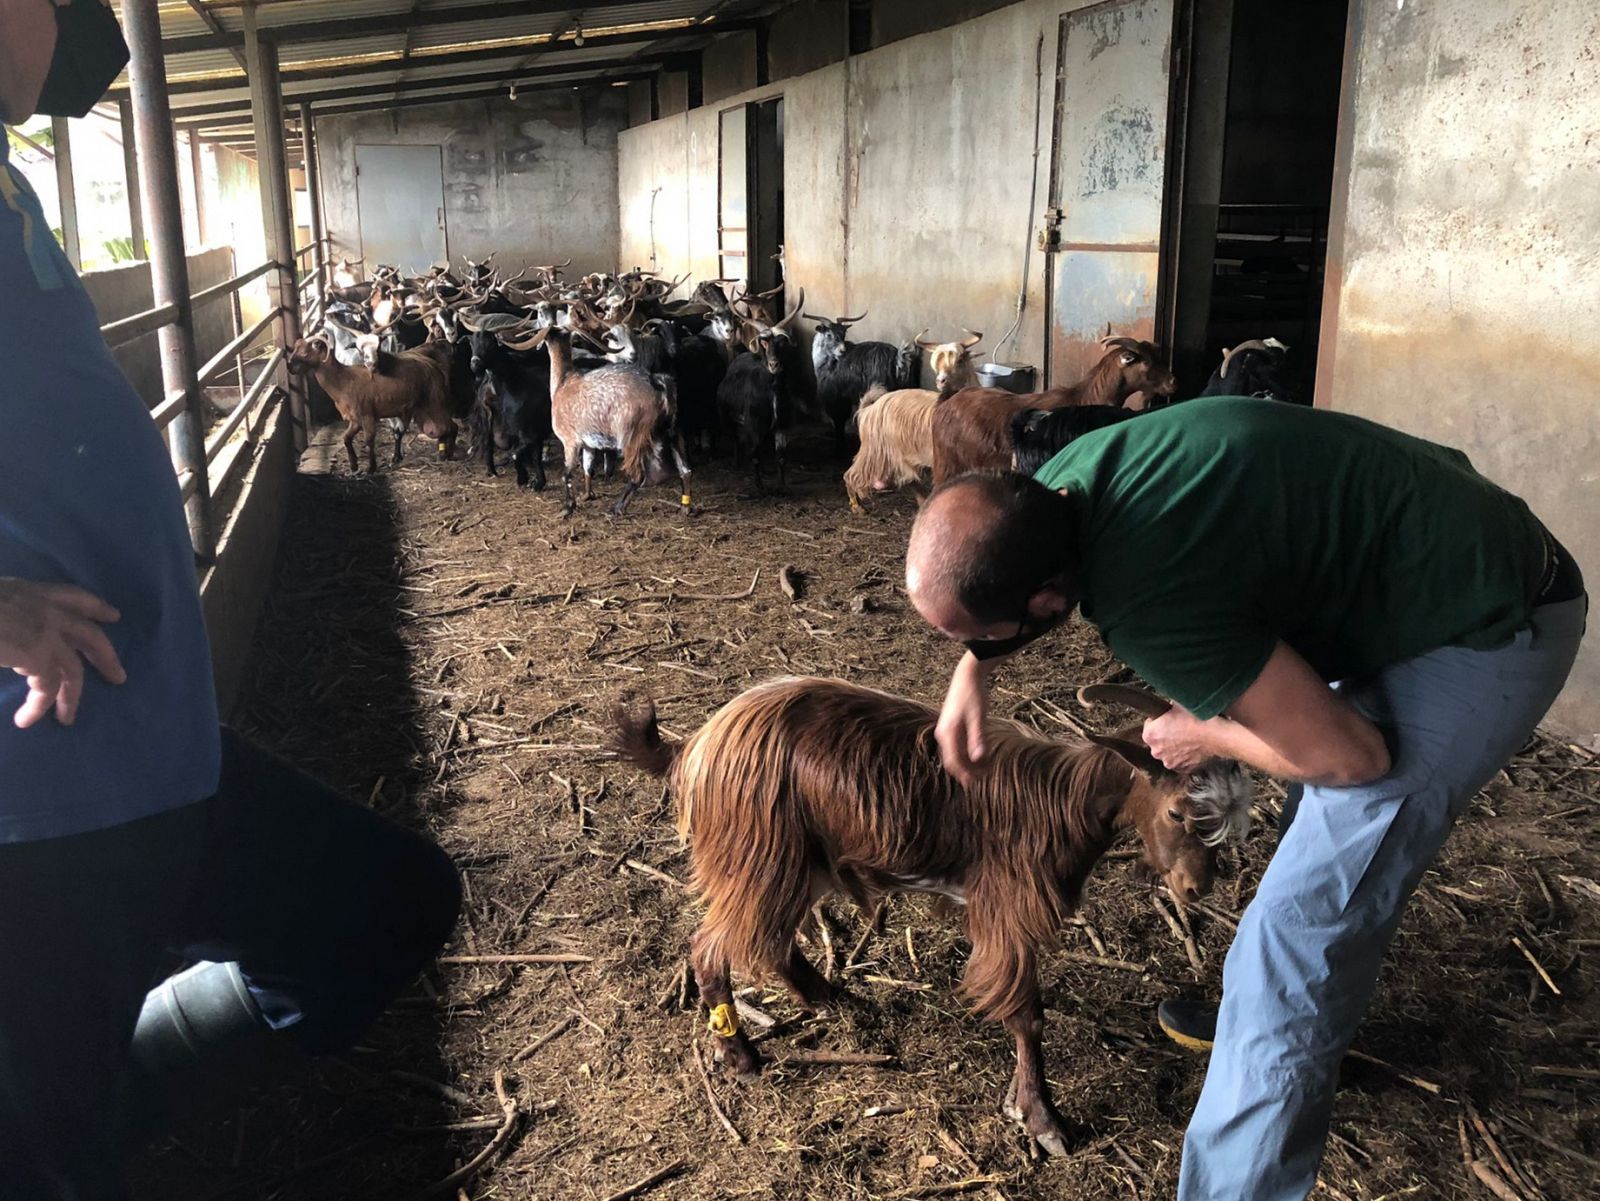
[717, 97, 785, 292]
[1163, 0, 1349, 399]
[749, 97, 785, 293]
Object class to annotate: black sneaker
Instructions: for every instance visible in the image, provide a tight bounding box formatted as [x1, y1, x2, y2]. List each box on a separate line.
[1158, 998, 1217, 1052]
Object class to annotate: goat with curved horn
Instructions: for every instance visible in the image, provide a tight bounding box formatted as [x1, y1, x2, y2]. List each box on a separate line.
[1077, 683, 1172, 718]
[959, 329, 984, 349]
[1099, 335, 1145, 353]
[1218, 339, 1273, 378]
[913, 329, 939, 351]
[772, 287, 806, 333]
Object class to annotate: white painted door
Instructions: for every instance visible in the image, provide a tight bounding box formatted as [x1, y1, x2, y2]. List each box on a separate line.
[355, 144, 447, 275]
[1043, 0, 1175, 386]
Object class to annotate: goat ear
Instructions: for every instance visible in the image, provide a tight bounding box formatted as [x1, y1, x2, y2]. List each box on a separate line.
[1087, 732, 1169, 780]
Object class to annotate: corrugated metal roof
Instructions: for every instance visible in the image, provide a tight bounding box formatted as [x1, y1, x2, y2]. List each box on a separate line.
[116, 0, 778, 111]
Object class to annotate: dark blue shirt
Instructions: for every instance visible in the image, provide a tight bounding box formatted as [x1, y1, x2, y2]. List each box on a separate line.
[0, 142, 220, 840]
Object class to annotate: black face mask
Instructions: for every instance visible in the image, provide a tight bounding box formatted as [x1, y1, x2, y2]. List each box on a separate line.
[35, 0, 130, 119]
[963, 607, 1063, 662]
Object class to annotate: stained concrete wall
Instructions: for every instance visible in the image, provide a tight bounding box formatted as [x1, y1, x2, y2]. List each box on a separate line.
[82, 246, 240, 410]
[619, 0, 1078, 382]
[768, 0, 848, 80]
[318, 91, 625, 277]
[1320, 0, 1600, 743]
[705, 31, 759, 105]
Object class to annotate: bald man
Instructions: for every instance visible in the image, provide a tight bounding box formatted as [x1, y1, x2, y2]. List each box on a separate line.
[905, 397, 1585, 1201]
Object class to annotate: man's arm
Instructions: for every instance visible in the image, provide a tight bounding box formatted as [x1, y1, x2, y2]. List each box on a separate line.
[0, 0, 60, 125]
[1143, 641, 1392, 787]
[934, 648, 1014, 786]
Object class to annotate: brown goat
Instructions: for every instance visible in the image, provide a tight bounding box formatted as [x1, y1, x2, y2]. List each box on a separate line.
[931, 337, 1176, 484]
[286, 334, 453, 473]
[504, 324, 691, 517]
[843, 384, 939, 508]
[613, 678, 1252, 1154]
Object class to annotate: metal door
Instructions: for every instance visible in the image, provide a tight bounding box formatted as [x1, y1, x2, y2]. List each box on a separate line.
[355, 144, 447, 275]
[1043, 0, 1175, 385]
[718, 105, 748, 282]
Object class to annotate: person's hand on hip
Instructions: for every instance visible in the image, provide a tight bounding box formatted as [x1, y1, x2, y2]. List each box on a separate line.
[0, 578, 126, 727]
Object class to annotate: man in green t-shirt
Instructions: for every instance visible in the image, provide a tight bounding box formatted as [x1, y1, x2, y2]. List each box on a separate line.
[904, 397, 1586, 1201]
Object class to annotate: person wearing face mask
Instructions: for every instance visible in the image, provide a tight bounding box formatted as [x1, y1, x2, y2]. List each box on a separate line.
[903, 400, 1585, 1200]
[0, 4, 460, 1197]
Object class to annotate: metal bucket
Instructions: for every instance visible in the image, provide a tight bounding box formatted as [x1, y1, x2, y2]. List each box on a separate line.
[977, 361, 1038, 394]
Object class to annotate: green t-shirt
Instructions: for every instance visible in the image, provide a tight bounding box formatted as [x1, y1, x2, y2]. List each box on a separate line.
[1033, 397, 1546, 719]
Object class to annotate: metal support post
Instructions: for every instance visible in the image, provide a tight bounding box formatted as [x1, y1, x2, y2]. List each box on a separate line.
[123, 0, 214, 559]
[50, 116, 82, 269]
[299, 103, 327, 295]
[243, 3, 307, 450]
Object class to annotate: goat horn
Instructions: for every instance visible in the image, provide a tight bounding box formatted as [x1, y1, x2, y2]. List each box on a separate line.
[1099, 335, 1143, 353]
[1218, 339, 1273, 378]
[838, 311, 868, 325]
[960, 329, 984, 349]
[773, 287, 805, 333]
[913, 328, 939, 351]
[1077, 684, 1172, 719]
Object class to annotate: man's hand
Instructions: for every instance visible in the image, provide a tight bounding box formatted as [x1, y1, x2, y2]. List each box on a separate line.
[1142, 703, 1218, 774]
[0, 579, 127, 728]
[935, 651, 996, 787]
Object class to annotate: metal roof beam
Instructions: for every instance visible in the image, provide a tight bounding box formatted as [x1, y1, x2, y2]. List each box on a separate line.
[166, 54, 659, 118]
[161, 0, 702, 54]
[178, 73, 648, 133]
[110, 18, 754, 97]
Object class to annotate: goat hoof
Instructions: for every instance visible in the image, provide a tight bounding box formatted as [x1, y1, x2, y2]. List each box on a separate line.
[1003, 1079, 1075, 1157]
[712, 1038, 762, 1078]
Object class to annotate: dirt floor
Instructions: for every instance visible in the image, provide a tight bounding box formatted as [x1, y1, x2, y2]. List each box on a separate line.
[134, 424, 1600, 1201]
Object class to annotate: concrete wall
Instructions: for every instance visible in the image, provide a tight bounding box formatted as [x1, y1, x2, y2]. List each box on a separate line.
[705, 31, 759, 105]
[319, 91, 625, 277]
[82, 246, 240, 410]
[768, 0, 848, 80]
[619, 0, 1076, 380]
[1320, 0, 1600, 742]
[201, 397, 294, 716]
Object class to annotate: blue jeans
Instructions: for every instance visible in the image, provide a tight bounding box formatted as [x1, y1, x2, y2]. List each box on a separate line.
[1179, 596, 1588, 1200]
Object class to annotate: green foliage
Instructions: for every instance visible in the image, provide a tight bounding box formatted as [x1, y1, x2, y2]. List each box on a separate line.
[103, 236, 137, 263]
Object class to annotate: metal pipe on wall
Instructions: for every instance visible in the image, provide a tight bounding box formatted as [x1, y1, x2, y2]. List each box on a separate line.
[122, 0, 215, 559]
[243, 3, 307, 450]
[50, 116, 82, 269]
[299, 103, 327, 293]
[117, 98, 147, 259]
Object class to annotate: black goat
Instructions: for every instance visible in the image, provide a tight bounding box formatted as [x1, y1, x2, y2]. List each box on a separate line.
[717, 331, 794, 492]
[468, 327, 554, 489]
[652, 321, 725, 452]
[805, 311, 918, 451]
[1009, 405, 1140, 476]
[1197, 338, 1302, 404]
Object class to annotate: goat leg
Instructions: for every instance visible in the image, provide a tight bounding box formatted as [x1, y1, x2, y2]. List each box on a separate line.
[1001, 993, 1073, 1156]
[561, 449, 580, 518]
[530, 439, 547, 491]
[610, 472, 643, 517]
[513, 446, 531, 489]
[343, 421, 361, 474]
[690, 933, 761, 1077]
[773, 945, 842, 1012]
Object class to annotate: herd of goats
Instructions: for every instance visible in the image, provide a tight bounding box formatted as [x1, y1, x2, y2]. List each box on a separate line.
[281, 257, 1303, 1150]
[287, 254, 1299, 515]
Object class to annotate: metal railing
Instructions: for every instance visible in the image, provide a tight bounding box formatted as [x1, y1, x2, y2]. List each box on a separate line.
[99, 253, 291, 557]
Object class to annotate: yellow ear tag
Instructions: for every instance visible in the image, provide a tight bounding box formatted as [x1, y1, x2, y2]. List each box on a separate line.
[706, 1003, 739, 1038]
[680, 495, 692, 506]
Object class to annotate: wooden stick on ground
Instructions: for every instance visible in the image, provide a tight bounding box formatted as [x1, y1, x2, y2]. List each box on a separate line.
[1343, 1049, 1443, 1095]
[600, 1158, 689, 1201]
[412, 1071, 522, 1199]
[1152, 893, 1203, 978]
[1060, 951, 1146, 973]
[692, 1044, 745, 1143]
[439, 953, 593, 966]
[1510, 936, 1562, 995]
[781, 1049, 896, 1067]
[512, 1013, 578, 1063]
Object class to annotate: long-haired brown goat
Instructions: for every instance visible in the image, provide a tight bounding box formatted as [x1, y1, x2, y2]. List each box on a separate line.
[613, 678, 1252, 1154]
[931, 336, 1177, 484]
